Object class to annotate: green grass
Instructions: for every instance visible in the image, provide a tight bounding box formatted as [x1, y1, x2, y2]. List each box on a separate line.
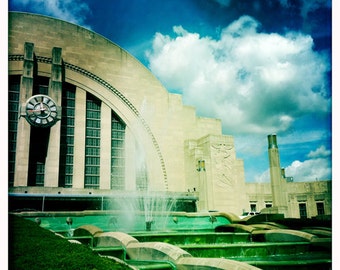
[9, 214, 131, 270]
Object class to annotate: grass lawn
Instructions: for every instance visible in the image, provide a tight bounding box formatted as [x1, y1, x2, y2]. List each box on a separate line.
[9, 214, 131, 270]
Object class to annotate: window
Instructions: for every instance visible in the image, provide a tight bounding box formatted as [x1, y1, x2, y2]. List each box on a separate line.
[27, 126, 50, 186]
[316, 202, 325, 216]
[38, 83, 48, 95]
[250, 203, 257, 212]
[299, 203, 307, 219]
[35, 162, 45, 186]
[33, 76, 49, 95]
[111, 111, 125, 190]
[27, 77, 51, 186]
[58, 85, 75, 188]
[84, 93, 101, 189]
[8, 75, 20, 186]
[265, 203, 272, 208]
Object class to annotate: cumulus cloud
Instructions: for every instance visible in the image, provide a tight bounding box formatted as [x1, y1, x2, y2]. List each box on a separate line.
[255, 145, 332, 183]
[146, 15, 331, 135]
[285, 157, 331, 182]
[254, 169, 270, 183]
[10, 0, 92, 28]
[307, 145, 331, 159]
[146, 16, 331, 183]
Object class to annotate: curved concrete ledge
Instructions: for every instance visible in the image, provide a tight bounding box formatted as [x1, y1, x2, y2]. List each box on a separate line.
[54, 232, 65, 238]
[126, 242, 191, 263]
[261, 222, 288, 229]
[252, 229, 317, 242]
[249, 224, 280, 230]
[73, 225, 103, 237]
[215, 224, 258, 233]
[68, 239, 82, 244]
[176, 257, 261, 270]
[94, 232, 139, 247]
[302, 228, 332, 238]
[242, 214, 285, 225]
[215, 212, 240, 223]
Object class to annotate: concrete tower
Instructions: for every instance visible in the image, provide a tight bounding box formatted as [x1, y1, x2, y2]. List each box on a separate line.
[267, 134, 288, 216]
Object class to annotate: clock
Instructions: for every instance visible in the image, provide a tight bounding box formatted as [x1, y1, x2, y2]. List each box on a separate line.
[23, 94, 61, 127]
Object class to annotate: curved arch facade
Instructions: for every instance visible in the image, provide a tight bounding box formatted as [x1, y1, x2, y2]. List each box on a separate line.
[8, 12, 247, 214]
[9, 12, 171, 191]
[8, 12, 332, 218]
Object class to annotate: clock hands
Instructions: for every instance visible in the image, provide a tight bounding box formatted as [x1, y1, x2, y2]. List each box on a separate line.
[28, 102, 47, 113]
[24, 94, 60, 127]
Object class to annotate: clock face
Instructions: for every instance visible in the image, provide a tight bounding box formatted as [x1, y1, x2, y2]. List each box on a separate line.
[25, 94, 60, 127]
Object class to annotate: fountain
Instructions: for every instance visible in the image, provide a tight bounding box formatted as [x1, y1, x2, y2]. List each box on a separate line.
[12, 207, 331, 270]
[9, 143, 331, 269]
[101, 190, 195, 232]
[9, 150, 332, 270]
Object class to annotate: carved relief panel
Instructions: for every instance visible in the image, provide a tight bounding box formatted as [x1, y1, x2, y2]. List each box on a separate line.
[211, 143, 234, 189]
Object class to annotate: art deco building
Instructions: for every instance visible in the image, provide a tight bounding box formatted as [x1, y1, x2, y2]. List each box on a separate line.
[8, 12, 331, 218]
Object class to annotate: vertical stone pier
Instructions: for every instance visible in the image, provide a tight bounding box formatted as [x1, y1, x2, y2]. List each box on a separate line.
[267, 134, 288, 216]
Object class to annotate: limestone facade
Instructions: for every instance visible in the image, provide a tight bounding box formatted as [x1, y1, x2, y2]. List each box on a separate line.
[8, 12, 331, 218]
[245, 181, 331, 218]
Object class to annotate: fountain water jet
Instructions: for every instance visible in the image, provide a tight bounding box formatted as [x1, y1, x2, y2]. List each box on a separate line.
[107, 190, 180, 232]
[66, 217, 73, 236]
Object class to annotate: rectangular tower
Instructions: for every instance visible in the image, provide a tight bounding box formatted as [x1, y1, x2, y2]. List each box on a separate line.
[267, 134, 288, 216]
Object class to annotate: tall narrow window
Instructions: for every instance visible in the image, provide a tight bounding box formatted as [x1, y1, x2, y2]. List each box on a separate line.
[27, 77, 50, 186]
[316, 202, 325, 216]
[84, 93, 101, 189]
[8, 75, 21, 187]
[111, 112, 125, 190]
[27, 126, 50, 186]
[59, 84, 75, 187]
[299, 203, 307, 219]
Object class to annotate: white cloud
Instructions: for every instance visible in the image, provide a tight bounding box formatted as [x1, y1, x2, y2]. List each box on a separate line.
[307, 145, 331, 159]
[11, 0, 91, 28]
[254, 169, 270, 183]
[285, 157, 331, 182]
[255, 145, 332, 183]
[147, 15, 331, 136]
[146, 15, 331, 183]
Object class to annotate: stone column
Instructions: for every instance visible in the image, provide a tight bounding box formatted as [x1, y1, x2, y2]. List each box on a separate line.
[267, 134, 288, 216]
[44, 47, 62, 187]
[14, 42, 34, 187]
[72, 88, 86, 189]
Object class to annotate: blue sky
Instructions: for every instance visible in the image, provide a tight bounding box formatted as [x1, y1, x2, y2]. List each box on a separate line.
[8, 0, 333, 183]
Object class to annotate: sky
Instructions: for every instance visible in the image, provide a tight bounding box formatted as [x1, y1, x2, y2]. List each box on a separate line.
[8, 0, 334, 184]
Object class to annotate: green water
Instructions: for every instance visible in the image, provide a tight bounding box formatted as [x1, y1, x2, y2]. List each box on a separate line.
[26, 213, 231, 233]
[22, 212, 331, 270]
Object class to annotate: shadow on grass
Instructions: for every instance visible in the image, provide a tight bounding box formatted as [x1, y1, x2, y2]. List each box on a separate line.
[9, 214, 131, 270]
